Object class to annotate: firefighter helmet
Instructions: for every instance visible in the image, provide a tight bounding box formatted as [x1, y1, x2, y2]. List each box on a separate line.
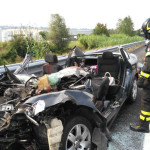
[142, 18, 150, 39]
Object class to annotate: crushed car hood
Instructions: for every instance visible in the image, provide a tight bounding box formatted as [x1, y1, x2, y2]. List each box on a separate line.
[25, 90, 99, 113]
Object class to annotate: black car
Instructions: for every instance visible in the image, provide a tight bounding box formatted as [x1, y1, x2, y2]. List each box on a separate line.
[0, 48, 138, 150]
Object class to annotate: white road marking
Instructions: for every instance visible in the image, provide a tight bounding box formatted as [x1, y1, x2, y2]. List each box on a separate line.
[143, 132, 150, 150]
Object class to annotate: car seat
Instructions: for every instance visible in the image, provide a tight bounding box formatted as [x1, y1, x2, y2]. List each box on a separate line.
[91, 77, 110, 110]
[42, 54, 62, 75]
[91, 77, 110, 100]
[97, 51, 121, 96]
[97, 51, 120, 80]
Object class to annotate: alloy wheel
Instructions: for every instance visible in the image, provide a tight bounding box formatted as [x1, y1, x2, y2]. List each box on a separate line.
[66, 124, 91, 150]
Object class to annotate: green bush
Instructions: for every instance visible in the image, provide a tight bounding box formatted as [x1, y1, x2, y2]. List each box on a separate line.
[0, 34, 53, 65]
[0, 51, 9, 65]
[0, 33, 144, 66]
[78, 34, 144, 49]
[8, 34, 28, 58]
[33, 40, 52, 59]
[0, 41, 8, 51]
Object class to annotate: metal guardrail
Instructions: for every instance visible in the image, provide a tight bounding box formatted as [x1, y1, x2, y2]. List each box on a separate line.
[0, 41, 144, 75]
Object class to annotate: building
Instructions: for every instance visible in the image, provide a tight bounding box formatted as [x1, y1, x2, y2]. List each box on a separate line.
[0, 28, 43, 42]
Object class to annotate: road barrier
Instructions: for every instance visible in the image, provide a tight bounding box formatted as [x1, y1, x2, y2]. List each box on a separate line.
[0, 41, 144, 75]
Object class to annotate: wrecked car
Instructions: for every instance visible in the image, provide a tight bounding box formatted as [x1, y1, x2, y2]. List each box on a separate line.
[0, 65, 23, 95]
[0, 47, 138, 150]
[0, 53, 35, 96]
[0, 65, 36, 96]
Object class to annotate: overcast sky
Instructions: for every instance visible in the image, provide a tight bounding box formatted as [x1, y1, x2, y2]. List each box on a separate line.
[0, 0, 149, 30]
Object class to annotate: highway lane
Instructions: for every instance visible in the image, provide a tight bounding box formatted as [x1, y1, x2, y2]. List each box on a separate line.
[108, 46, 146, 150]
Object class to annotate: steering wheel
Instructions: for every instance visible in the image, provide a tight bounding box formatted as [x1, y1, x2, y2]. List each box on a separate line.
[25, 76, 38, 91]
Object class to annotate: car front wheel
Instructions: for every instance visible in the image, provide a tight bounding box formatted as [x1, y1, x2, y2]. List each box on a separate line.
[60, 116, 93, 150]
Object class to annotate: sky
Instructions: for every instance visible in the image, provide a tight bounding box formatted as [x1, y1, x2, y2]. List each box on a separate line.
[0, 0, 150, 30]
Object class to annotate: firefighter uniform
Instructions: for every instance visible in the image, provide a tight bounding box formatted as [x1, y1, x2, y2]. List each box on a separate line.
[130, 48, 150, 133]
[130, 18, 150, 133]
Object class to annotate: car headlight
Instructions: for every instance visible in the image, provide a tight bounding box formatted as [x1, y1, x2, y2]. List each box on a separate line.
[20, 100, 45, 117]
[32, 100, 45, 116]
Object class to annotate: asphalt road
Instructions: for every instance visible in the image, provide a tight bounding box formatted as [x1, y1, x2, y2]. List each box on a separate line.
[108, 46, 146, 150]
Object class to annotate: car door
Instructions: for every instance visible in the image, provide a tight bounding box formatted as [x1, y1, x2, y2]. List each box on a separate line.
[119, 48, 135, 94]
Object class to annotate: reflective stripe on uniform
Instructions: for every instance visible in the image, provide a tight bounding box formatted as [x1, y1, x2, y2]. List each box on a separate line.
[147, 24, 150, 30]
[140, 115, 145, 120]
[140, 115, 150, 121]
[146, 117, 150, 121]
[140, 71, 150, 78]
[146, 52, 150, 56]
[141, 110, 150, 116]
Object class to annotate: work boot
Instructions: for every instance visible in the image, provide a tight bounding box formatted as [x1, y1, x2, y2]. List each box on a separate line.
[130, 120, 149, 133]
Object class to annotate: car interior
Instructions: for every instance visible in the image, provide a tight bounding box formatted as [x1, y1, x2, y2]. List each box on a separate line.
[88, 51, 126, 110]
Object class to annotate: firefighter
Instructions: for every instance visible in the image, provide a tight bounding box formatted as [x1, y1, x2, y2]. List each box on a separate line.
[130, 18, 150, 133]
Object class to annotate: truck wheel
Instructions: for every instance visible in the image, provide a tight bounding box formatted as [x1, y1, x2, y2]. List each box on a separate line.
[60, 116, 93, 150]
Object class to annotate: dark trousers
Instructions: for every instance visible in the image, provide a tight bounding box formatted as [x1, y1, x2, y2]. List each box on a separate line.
[141, 88, 150, 112]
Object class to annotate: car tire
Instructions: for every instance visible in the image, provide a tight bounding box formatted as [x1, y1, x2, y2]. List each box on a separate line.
[128, 78, 138, 103]
[60, 116, 93, 150]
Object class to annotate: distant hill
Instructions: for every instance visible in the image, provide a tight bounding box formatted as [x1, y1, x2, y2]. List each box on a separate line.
[69, 28, 93, 35]
[0, 26, 93, 35]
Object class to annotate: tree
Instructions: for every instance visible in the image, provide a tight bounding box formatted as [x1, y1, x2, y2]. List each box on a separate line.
[9, 34, 28, 58]
[116, 18, 122, 33]
[108, 29, 117, 34]
[93, 23, 109, 36]
[116, 16, 134, 36]
[48, 14, 70, 52]
[39, 31, 48, 40]
[134, 29, 142, 36]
